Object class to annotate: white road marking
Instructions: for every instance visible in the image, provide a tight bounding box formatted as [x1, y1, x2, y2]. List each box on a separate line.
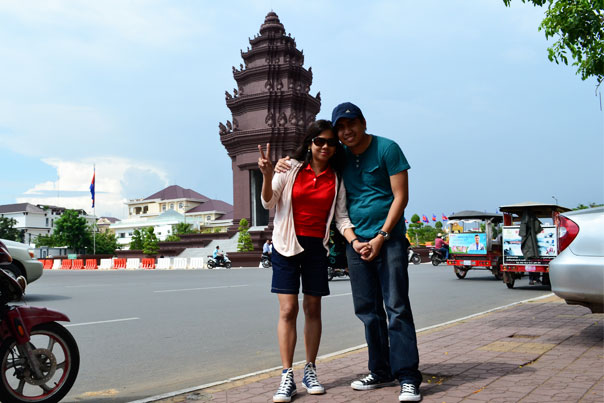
[132, 293, 555, 403]
[65, 317, 140, 327]
[64, 284, 107, 288]
[153, 284, 248, 293]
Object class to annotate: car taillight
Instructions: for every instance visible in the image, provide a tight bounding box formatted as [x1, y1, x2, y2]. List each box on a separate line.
[558, 216, 579, 252]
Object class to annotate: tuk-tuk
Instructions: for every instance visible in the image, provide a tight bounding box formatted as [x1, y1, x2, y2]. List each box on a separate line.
[499, 201, 571, 289]
[446, 210, 504, 279]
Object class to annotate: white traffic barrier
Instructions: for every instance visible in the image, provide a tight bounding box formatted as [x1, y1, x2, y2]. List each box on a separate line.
[172, 258, 188, 270]
[99, 259, 112, 270]
[126, 258, 141, 270]
[52, 259, 62, 270]
[189, 257, 204, 269]
[156, 258, 171, 270]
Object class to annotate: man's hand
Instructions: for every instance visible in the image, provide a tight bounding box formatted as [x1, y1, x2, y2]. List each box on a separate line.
[361, 236, 385, 261]
[274, 156, 291, 173]
[258, 143, 273, 177]
[352, 240, 371, 258]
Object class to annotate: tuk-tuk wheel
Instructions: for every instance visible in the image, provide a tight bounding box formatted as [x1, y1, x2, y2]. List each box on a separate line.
[492, 267, 503, 281]
[454, 266, 468, 279]
[503, 272, 515, 288]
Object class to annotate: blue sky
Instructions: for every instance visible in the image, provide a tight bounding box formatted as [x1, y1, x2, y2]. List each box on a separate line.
[0, 0, 602, 219]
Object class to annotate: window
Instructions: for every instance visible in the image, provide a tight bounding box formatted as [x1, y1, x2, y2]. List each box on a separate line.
[143, 206, 148, 214]
[178, 202, 183, 209]
[206, 215, 211, 221]
[119, 233, 125, 238]
[46, 218, 49, 226]
[162, 204, 166, 212]
[128, 232, 133, 236]
[51, 219, 54, 227]
[170, 203, 174, 210]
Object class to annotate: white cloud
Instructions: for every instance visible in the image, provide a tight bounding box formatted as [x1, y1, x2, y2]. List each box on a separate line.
[17, 157, 170, 219]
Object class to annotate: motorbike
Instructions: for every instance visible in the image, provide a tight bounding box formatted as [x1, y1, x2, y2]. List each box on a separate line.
[408, 248, 421, 265]
[260, 253, 272, 268]
[206, 253, 232, 269]
[327, 265, 349, 281]
[428, 247, 447, 266]
[0, 240, 79, 403]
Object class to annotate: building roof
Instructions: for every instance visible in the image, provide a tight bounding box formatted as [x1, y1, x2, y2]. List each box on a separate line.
[144, 185, 210, 202]
[186, 199, 233, 214]
[0, 203, 46, 214]
[98, 217, 120, 223]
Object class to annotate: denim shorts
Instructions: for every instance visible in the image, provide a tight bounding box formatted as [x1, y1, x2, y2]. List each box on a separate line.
[271, 236, 330, 296]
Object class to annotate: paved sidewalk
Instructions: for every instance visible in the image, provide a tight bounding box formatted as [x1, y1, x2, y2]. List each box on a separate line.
[149, 296, 603, 402]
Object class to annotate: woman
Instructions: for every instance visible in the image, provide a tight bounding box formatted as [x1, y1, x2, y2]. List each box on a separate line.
[258, 120, 366, 402]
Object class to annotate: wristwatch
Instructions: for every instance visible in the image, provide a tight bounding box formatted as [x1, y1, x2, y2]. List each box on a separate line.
[378, 230, 390, 240]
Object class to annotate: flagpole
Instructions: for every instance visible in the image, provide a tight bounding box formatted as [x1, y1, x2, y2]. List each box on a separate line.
[93, 164, 96, 255]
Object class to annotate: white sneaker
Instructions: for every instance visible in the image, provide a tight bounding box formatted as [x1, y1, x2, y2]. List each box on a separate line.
[302, 362, 325, 394]
[399, 383, 421, 401]
[273, 368, 297, 403]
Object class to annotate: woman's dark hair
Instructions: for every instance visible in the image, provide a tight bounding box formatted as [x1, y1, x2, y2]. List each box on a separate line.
[292, 119, 345, 173]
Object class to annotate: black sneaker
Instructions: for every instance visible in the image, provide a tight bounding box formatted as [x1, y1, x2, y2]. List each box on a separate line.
[398, 383, 421, 402]
[350, 373, 395, 390]
[273, 368, 296, 403]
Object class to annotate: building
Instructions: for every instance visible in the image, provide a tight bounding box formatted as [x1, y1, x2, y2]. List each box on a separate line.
[0, 203, 94, 246]
[96, 217, 121, 233]
[219, 11, 321, 229]
[111, 185, 233, 248]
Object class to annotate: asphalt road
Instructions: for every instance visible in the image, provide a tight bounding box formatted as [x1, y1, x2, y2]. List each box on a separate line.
[21, 264, 552, 402]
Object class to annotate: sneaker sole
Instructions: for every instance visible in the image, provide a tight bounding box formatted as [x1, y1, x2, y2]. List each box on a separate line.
[273, 390, 297, 403]
[351, 380, 396, 391]
[302, 383, 325, 395]
[399, 394, 422, 402]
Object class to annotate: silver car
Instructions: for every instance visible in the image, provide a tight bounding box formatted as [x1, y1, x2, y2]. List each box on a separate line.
[0, 239, 43, 284]
[550, 207, 604, 313]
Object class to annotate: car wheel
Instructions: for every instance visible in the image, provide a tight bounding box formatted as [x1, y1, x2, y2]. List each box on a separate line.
[1, 263, 23, 281]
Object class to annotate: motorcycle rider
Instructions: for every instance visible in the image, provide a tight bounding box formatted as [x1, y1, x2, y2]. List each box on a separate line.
[213, 246, 225, 266]
[435, 233, 448, 260]
[262, 239, 273, 261]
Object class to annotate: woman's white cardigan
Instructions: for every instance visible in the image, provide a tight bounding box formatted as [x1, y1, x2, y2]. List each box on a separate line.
[261, 159, 354, 257]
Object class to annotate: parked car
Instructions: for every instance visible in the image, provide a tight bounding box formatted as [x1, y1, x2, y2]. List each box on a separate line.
[550, 207, 604, 313]
[0, 239, 43, 284]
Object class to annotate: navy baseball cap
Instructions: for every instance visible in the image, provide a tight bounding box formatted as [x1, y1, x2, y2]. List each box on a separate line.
[331, 102, 364, 125]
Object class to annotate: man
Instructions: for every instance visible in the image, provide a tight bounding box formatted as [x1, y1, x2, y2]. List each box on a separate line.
[467, 234, 485, 251]
[332, 102, 422, 402]
[435, 233, 449, 260]
[213, 245, 224, 265]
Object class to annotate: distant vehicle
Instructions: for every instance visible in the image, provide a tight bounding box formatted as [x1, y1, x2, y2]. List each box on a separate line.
[0, 239, 43, 284]
[206, 253, 232, 269]
[550, 207, 604, 313]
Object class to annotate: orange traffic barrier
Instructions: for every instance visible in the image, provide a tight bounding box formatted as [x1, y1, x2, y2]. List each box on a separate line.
[113, 258, 127, 269]
[141, 258, 155, 269]
[42, 260, 53, 270]
[85, 259, 98, 270]
[61, 259, 72, 270]
[72, 259, 84, 270]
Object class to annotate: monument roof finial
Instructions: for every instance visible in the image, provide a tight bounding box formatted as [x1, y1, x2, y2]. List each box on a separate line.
[260, 11, 285, 36]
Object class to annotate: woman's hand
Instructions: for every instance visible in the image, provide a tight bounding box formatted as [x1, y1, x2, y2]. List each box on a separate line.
[258, 143, 274, 177]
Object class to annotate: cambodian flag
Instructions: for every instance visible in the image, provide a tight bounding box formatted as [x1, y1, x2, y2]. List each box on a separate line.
[422, 215, 429, 224]
[432, 214, 437, 222]
[89, 170, 95, 208]
[442, 213, 448, 221]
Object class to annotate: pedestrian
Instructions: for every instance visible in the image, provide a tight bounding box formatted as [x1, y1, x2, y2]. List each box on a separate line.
[276, 102, 422, 402]
[258, 119, 364, 403]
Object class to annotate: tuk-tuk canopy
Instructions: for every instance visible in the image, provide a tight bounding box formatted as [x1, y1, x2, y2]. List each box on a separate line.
[498, 201, 571, 217]
[448, 210, 503, 223]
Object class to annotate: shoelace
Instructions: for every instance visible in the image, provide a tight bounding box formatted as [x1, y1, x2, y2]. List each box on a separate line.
[401, 384, 416, 394]
[304, 365, 320, 387]
[360, 374, 376, 383]
[276, 371, 294, 395]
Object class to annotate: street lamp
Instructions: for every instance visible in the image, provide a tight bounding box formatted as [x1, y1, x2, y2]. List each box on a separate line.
[552, 196, 558, 205]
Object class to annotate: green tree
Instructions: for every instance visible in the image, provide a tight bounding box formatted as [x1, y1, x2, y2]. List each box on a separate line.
[130, 229, 144, 250]
[0, 217, 22, 242]
[435, 221, 443, 230]
[164, 234, 181, 242]
[504, 0, 604, 88]
[237, 218, 253, 252]
[173, 222, 195, 235]
[574, 202, 604, 210]
[35, 233, 58, 248]
[53, 209, 92, 252]
[142, 227, 159, 255]
[95, 230, 120, 255]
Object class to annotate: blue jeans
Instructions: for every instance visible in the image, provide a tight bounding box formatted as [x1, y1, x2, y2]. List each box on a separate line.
[346, 237, 422, 386]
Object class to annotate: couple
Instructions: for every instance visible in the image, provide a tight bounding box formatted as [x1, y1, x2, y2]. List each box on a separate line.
[258, 102, 422, 402]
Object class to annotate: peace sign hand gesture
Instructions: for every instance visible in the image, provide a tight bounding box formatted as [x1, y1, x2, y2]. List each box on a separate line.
[258, 143, 273, 177]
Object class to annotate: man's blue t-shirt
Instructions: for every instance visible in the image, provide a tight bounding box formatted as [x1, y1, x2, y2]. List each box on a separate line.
[342, 135, 410, 239]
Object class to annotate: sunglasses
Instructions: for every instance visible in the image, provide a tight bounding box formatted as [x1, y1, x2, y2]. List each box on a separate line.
[312, 137, 339, 147]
